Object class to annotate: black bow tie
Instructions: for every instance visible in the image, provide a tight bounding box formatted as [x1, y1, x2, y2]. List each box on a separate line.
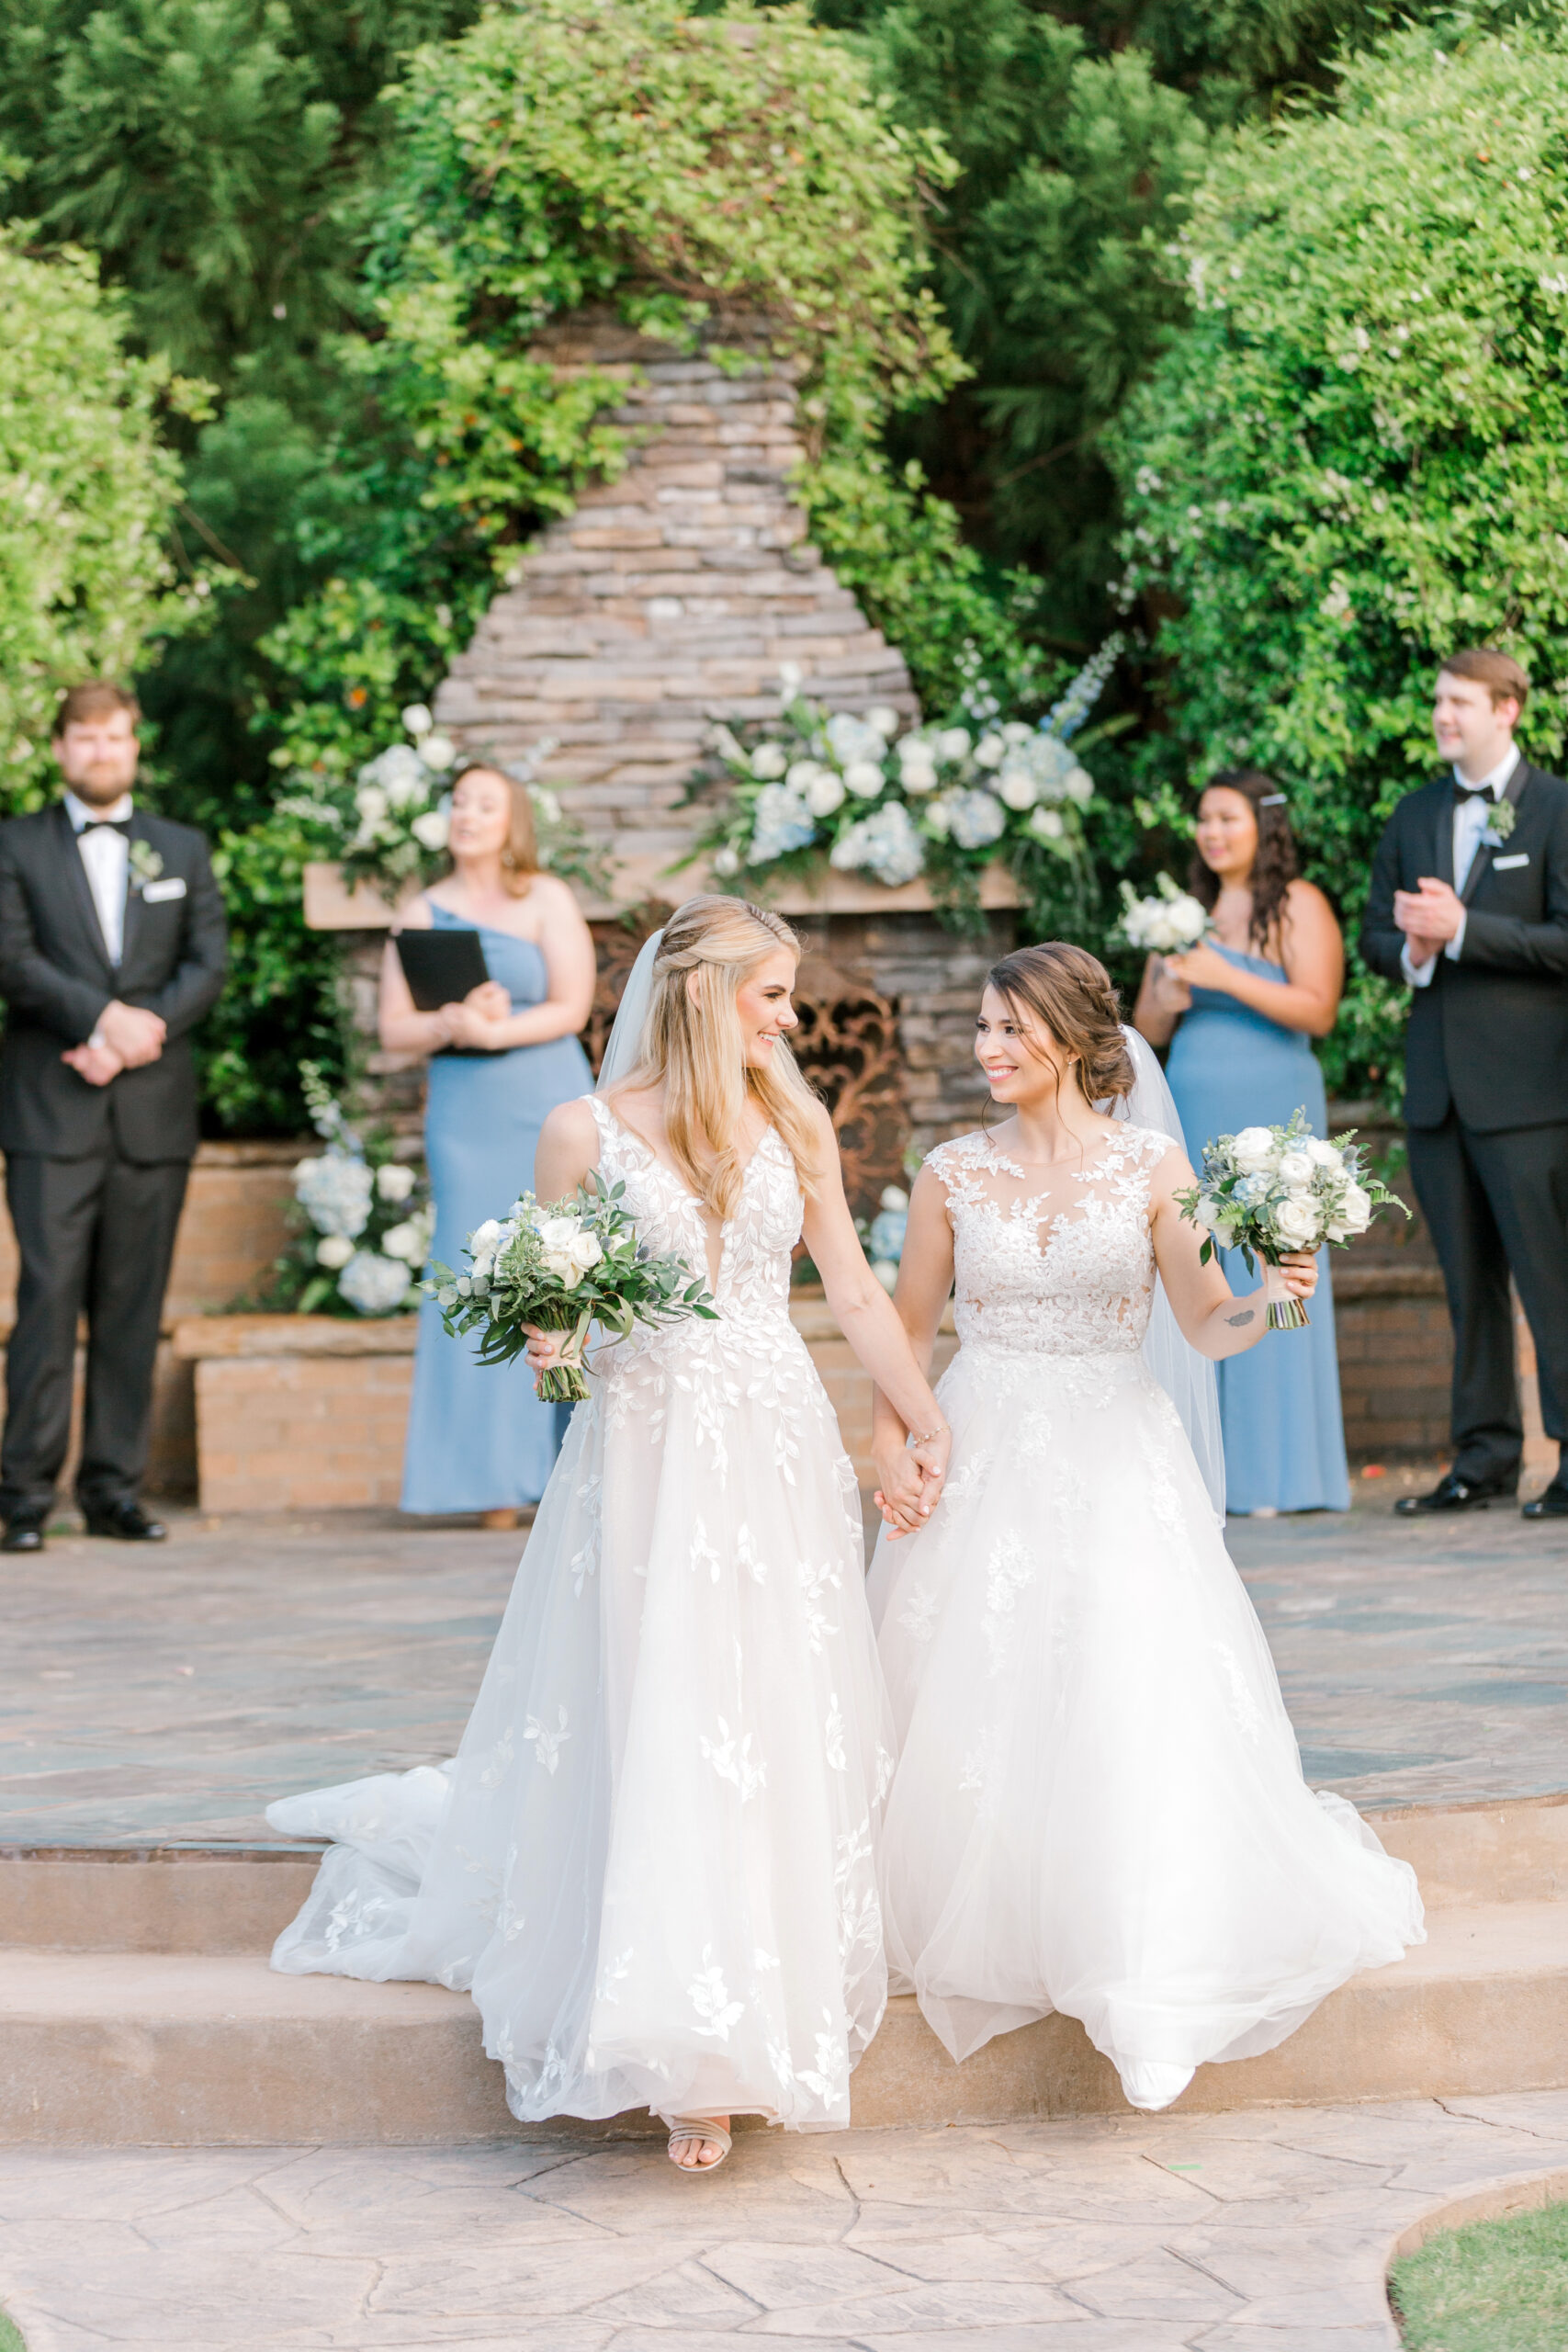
[1454, 782, 1499, 806]
[78, 817, 131, 836]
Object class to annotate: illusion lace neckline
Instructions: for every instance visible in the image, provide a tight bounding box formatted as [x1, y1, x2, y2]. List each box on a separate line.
[593, 1095, 779, 1220]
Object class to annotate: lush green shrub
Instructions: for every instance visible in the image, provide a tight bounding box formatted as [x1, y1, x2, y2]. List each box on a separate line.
[257, 0, 1007, 775]
[0, 227, 209, 810]
[1112, 20, 1568, 1096]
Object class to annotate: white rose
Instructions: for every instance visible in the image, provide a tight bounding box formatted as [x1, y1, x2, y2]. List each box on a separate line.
[975, 733, 1005, 769]
[899, 757, 939, 796]
[567, 1229, 603, 1271]
[1273, 1195, 1321, 1249]
[872, 1260, 898, 1293]
[1065, 764, 1094, 807]
[785, 759, 824, 793]
[355, 784, 389, 823]
[998, 764, 1039, 811]
[470, 1218, 503, 1252]
[937, 726, 972, 762]
[806, 769, 846, 817]
[750, 743, 788, 780]
[843, 760, 885, 798]
[542, 1252, 583, 1290]
[1338, 1182, 1373, 1234]
[867, 705, 900, 738]
[1232, 1126, 1277, 1174]
[377, 1162, 417, 1202]
[880, 1184, 909, 1212]
[1191, 1196, 1220, 1231]
[1001, 720, 1032, 745]
[411, 808, 449, 851]
[1027, 806, 1065, 842]
[316, 1234, 354, 1269]
[382, 1220, 427, 1265]
[400, 704, 434, 738]
[1306, 1137, 1344, 1170]
[1277, 1151, 1314, 1188]
[422, 732, 457, 771]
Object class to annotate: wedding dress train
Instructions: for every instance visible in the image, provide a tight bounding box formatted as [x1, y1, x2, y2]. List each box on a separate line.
[868, 1123, 1424, 2111]
[269, 1094, 893, 2130]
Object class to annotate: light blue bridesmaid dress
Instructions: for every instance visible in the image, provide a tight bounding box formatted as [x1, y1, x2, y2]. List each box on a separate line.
[1165, 944, 1351, 1515]
[400, 904, 593, 1514]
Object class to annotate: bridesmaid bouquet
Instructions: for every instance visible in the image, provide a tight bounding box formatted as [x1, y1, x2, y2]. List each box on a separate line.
[423, 1180, 717, 1401]
[1175, 1109, 1408, 1330]
[1117, 874, 1211, 955]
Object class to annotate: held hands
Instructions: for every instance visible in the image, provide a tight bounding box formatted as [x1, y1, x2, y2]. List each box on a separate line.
[438, 980, 513, 1051]
[62, 1000, 165, 1086]
[1393, 877, 1463, 967]
[873, 1424, 950, 1541]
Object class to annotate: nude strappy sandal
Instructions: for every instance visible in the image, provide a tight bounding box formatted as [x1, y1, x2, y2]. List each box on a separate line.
[667, 2118, 732, 2171]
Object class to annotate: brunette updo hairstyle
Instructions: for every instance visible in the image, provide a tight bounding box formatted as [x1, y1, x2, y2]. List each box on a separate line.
[1189, 769, 1299, 950]
[986, 942, 1136, 1105]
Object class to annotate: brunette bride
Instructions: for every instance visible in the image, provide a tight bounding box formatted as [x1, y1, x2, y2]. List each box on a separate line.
[868, 942, 1424, 2112]
[266, 897, 950, 2171]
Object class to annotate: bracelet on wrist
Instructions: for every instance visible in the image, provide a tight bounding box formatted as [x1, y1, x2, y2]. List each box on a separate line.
[908, 1424, 949, 1446]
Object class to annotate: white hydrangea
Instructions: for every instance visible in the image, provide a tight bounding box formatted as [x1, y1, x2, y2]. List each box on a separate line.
[829, 801, 925, 888]
[359, 744, 429, 808]
[936, 726, 972, 763]
[897, 733, 941, 794]
[748, 783, 817, 864]
[337, 1250, 414, 1315]
[867, 705, 901, 737]
[945, 789, 1008, 850]
[295, 1150, 374, 1239]
[843, 760, 886, 798]
[824, 712, 888, 770]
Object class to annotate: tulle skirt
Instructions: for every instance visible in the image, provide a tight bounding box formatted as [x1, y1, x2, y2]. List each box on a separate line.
[269, 1316, 894, 2131]
[868, 1340, 1424, 2111]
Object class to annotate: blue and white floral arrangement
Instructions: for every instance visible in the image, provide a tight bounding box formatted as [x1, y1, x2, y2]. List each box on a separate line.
[693, 639, 1122, 905]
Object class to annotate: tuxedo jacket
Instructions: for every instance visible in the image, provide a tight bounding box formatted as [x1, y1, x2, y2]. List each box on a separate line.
[1360, 760, 1568, 1133]
[0, 804, 227, 1162]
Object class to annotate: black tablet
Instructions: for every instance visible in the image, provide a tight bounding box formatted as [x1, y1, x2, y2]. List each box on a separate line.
[395, 927, 490, 1011]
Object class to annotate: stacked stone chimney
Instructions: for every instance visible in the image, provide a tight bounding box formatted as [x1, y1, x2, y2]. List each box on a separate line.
[433, 312, 915, 889]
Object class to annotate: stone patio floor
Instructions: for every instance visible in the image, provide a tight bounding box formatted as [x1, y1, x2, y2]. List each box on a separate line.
[6, 2091, 1568, 2349]
[2, 1466, 1566, 1846]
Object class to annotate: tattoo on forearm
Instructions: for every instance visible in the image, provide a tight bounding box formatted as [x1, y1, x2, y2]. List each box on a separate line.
[1224, 1309, 1255, 1328]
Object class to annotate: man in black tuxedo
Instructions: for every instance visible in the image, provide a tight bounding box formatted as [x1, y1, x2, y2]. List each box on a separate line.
[0, 682, 227, 1551]
[1361, 648, 1568, 1519]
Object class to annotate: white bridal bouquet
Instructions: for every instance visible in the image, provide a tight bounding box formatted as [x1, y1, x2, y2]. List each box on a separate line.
[424, 1181, 717, 1402]
[1117, 873, 1211, 955]
[1175, 1109, 1408, 1330]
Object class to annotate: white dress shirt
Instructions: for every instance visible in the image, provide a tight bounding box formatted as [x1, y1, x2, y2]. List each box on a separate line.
[1402, 743, 1520, 988]
[64, 788, 132, 966]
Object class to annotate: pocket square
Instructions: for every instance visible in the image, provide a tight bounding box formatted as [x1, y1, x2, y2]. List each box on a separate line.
[1492, 853, 1529, 871]
[141, 875, 187, 902]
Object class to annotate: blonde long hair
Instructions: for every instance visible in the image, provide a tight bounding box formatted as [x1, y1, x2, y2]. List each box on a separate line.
[613, 896, 822, 1218]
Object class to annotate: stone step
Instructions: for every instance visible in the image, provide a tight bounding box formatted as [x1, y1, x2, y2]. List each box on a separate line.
[2, 1901, 1565, 2144]
[6, 1794, 1565, 1955]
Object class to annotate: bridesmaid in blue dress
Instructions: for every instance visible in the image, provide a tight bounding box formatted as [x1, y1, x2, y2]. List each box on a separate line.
[1134, 771, 1351, 1515]
[380, 764, 595, 1524]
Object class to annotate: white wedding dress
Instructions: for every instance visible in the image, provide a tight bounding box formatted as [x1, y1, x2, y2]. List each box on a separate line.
[868, 1122, 1425, 2111]
[268, 1093, 893, 2130]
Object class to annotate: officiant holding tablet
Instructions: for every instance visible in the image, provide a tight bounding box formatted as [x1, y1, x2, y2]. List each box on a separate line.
[381, 763, 594, 1525]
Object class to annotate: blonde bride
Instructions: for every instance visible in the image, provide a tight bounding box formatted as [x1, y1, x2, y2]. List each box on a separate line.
[266, 897, 950, 2171]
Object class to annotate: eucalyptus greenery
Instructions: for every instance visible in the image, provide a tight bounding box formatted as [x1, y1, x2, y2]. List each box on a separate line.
[1112, 18, 1568, 1096]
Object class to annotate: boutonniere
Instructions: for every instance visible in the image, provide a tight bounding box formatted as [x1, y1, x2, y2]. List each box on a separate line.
[128, 839, 164, 893]
[1482, 797, 1517, 847]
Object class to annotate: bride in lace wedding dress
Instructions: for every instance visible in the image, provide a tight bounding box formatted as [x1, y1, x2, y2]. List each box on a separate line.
[868, 943, 1424, 2112]
[267, 897, 951, 2169]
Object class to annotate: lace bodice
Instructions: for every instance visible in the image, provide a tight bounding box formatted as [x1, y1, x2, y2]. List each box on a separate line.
[585, 1092, 801, 1340]
[928, 1124, 1173, 1358]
